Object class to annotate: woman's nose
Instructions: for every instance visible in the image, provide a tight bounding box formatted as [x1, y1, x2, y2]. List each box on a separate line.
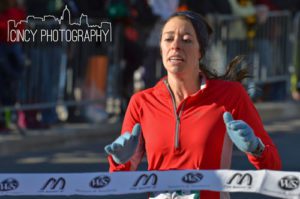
[171, 38, 181, 50]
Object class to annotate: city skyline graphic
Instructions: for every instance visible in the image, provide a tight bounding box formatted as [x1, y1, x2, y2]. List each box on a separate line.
[7, 5, 112, 43]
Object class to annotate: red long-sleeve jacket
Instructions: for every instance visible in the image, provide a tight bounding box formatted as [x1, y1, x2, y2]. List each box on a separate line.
[108, 77, 281, 199]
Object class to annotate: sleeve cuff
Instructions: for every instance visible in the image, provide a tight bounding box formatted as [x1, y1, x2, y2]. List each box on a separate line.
[108, 155, 131, 172]
[249, 138, 265, 157]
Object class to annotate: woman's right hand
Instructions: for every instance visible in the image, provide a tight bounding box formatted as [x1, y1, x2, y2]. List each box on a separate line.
[104, 123, 141, 164]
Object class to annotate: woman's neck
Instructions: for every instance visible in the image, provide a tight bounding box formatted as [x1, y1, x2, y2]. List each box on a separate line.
[167, 73, 201, 107]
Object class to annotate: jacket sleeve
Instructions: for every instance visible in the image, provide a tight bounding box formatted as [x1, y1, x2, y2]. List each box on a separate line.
[108, 94, 146, 172]
[232, 83, 281, 170]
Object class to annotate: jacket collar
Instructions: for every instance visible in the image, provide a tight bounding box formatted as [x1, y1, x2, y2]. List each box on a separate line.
[153, 74, 209, 99]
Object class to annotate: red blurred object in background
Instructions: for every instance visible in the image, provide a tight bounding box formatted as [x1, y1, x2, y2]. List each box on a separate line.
[0, 4, 26, 43]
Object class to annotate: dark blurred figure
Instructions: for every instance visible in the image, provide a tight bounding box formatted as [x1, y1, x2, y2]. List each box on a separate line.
[25, 0, 53, 16]
[26, 0, 69, 16]
[68, 0, 110, 123]
[105, 0, 151, 122]
[141, 0, 179, 90]
[186, 0, 232, 16]
[17, 0, 61, 129]
[268, 0, 300, 16]
[255, 0, 300, 101]
[0, 0, 26, 131]
[121, 0, 156, 108]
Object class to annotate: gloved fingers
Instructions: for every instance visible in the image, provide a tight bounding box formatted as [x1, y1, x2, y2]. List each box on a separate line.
[223, 112, 234, 124]
[229, 135, 249, 152]
[104, 144, 114, 155]
[239, 132, 250, 142]
[231, 129, 248, 139]
[122, 132, 131, 140]
[240, 132, 254, 142]
[228, 121, 248, 130]
[131, 123, 141, 138]
[227, 129, 247, 142]
[243, 136, 251, 142]
[111, 142, 123, 152]
[227, 130, 240, 143]
[114, 132, 131, 146]
[238, 128, 251, 137]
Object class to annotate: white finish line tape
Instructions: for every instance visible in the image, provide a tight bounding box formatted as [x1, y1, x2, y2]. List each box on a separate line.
[0, 169, 299, 198]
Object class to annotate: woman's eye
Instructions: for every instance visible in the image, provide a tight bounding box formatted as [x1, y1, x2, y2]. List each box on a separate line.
[164, 38, 173, 42]
[183, 38, 192, 43]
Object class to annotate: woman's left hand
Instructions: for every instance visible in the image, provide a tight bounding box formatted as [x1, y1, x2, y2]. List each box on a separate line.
[223, 112, 259, 153]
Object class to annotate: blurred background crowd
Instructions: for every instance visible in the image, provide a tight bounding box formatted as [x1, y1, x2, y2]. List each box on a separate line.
[0, 0, 300, 133]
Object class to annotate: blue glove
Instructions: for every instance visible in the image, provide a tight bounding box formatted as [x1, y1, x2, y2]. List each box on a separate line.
[223, 112, 259, 153]
[104, 123, 141, 164]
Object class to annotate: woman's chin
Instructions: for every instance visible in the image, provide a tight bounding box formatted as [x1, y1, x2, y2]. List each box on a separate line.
[168, 68, 185, 75]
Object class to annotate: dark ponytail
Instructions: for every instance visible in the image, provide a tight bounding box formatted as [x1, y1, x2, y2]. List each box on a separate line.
[200, 55, 251, 82]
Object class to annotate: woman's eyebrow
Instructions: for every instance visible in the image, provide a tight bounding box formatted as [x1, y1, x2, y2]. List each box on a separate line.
[163, 31, 174, 35]
[163, 31, 193, 36]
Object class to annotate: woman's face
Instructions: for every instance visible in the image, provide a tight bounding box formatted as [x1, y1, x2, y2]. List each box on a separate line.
[160, 17, 201, 76]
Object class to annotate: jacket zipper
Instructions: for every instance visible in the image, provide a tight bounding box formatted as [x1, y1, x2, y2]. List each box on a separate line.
[164, 80, 186, 149]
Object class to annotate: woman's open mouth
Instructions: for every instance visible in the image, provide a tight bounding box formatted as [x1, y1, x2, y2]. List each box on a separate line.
[169, 56, 184, 64]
